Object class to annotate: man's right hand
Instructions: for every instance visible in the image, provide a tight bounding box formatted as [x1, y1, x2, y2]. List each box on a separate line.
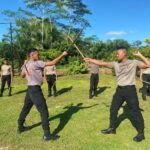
[62, 51, 68, 56]
[84, 58, 90, 63]
[133, 51, 142, 57]
[24, 60, 28, 64]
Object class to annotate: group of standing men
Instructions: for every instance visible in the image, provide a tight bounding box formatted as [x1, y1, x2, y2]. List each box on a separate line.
[1, 47, 150, 143]
[0, 60, 57, 98]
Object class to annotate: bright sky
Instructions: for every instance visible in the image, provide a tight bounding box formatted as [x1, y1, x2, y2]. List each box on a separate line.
[0, 0, 150, 43]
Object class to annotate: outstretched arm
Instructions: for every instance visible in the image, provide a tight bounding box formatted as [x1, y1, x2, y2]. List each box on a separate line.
[20, 60, 28, 78]
[20, 71, 26, 78]
[84, 58, 113, 69]
[45, 51, 68, 66]
[43, 67, 47, 81]
[140, 69, 143, 81]
[133, 51, 150, 69]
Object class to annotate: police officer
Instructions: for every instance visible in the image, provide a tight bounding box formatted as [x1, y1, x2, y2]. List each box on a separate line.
[140, 66, 150, 100]
[88, 62, 99, 99]
[0, 59, 13, 97]
[84, 48, 150, 142]
[44, 64, 57, 97]
[17, 48, 67, 141]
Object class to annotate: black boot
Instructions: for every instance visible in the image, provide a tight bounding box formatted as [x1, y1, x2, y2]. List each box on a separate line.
[94, 90, 98, 96]
[142, 94, 146, 101]
[8, 87, 12, 96]
[89, 94, 92, 99]
[133, 130, 145, 142]
[0, 88, 3, 97]
[17, 125, 29, 134]
[101, 128, 116, 134]
[43, 130, 59, 141]
[53, 85, 57, 97]
[53, 91, 57, 97]
[89, 91, 93, 99]
[48, 91, 52, 97]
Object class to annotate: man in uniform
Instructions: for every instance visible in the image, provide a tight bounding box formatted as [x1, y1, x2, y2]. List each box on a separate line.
[140, 66, 150, 100]
[88, 62, 100, 99]
[44, 63, 57, 97]
[0, 59, 13, 97]
[17, 48, 67, 141]
[84, 48, 150, 142]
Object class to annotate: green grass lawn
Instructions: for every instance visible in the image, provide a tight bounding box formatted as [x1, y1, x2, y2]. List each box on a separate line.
[0, 74, 150, 150]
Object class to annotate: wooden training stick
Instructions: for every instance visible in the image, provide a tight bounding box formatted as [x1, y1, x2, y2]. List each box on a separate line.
[140, 79, 150, 85]
[68, 36, 85, 58]
[66, 27, 85, 52]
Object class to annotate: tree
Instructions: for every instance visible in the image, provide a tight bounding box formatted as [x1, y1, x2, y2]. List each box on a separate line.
[2, 0, 91, 59]
[23, 0, 91, 32]
[132, 40, 142, 48]
[144, 38, 150, 45]
[112, 39, 130, 50]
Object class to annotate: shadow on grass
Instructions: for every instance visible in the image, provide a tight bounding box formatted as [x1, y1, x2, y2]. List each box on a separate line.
[13, 89, 27, 95]
[24, 103, 98, 135]
[51, 103, 98, 135]
[115, 104, 144, 129]
[96, 86, 111, 95]
[102, 102, 110, 108]
[57, 86, 73, 96]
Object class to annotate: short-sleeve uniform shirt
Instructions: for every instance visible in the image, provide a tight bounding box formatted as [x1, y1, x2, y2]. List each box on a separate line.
[21, 60, 45, 86]
[112, 60, 140, 86]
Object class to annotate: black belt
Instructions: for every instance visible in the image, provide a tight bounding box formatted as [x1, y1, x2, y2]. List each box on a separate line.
[2, 75, 11, 76]
[28, 85, 41, 87]
[46, 74, 56, 76]
[118, 85, 135, 88]
[91, 73, 98, 75]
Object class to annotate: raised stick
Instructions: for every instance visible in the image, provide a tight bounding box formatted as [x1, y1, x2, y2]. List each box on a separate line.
[68, 36, 85, 58]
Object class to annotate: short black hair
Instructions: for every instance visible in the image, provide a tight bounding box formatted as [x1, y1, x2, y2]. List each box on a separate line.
[28, 48, 38, 55]
[92, 54, 97, 59]
[3, 58, 8, 61]
[3, 59, 9, 64]
[116, 47, 127, 51]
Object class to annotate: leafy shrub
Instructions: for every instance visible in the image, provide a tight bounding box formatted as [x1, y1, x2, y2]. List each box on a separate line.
[40, 49, 61, 60]
[0, 58, 4, 67]
[67, 60, 88, 75]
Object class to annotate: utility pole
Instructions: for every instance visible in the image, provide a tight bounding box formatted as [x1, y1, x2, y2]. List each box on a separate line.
[9, 22, 14, 74]
[42, 9, 44, 44]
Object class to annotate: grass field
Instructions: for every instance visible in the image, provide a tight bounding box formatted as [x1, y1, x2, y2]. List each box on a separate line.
[0, 73, 150, 150]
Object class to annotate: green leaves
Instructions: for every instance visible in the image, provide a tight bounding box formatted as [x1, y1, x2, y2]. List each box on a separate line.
[67, 59, 88, 75]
